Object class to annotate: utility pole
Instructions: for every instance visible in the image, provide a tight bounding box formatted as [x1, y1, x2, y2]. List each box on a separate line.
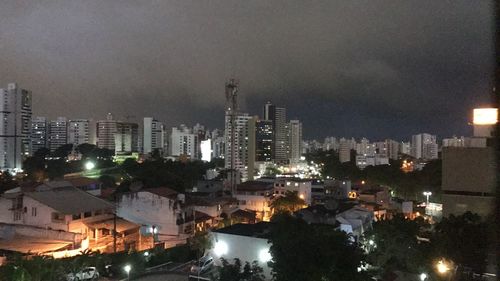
[113, 194, 117, 253]
[225, 79, 239, 196]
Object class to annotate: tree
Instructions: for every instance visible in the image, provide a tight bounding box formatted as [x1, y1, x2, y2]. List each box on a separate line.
[363, 215, 431, 274]
[270, 191, 306, 215]
[51, 144, 74, 158]
[188, 231, 213, 259]
[268, 214, 367, 281]
[217, 258, 265, 281]
[432, 212, 492, 275]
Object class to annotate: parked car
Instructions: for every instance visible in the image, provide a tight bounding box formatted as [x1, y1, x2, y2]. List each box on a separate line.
[190, 256, 214, 274]
[66, 267, 99, 281]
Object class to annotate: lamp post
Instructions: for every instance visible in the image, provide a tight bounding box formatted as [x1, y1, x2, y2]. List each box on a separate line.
[124, 264, 131, 281]
[423, 191, 432, 205]
[85, 161, 95, 170]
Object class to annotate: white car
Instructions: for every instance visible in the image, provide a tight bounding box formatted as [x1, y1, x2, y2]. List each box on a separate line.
[190, 256, 214, 274]
[66, 267, 100, 281]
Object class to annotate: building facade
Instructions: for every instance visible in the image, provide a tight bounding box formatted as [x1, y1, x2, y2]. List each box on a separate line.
[68, 119, 92, 146]
[264, 102, 287, 163]
[31, 117, 48, 154]
[0, 83, 32, 171]
[143, 117, 165, 155]
[96, 113, 117, 151]
[287, 120, 302, 164]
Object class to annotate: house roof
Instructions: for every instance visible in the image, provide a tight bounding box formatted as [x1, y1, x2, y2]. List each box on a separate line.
[25, 186, 114, 215]
[230, 209, 256, 220]
[213, 222, 272, 238]
[143, 187, 178, 199]
[66, 177, 100, 187]
[0, 234, 72, 254]
[237, 181, 274, 192]
[84, 217, 139, 233]
[195, 211, 213, 223]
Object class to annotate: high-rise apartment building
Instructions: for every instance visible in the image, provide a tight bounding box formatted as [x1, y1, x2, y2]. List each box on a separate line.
[264, 102, 287, 163]
[0, 83, 32, 171]
[338, 138, 351, 163]
[115, 122, 139, 154]
[385, 139, 400, 160]
[170, 125, 199, 158]
[96, 113, 117, 151]
[31, 117, 48, 154]
[411, 133, 438, 160]
[255, 120, 273, 162]
[287, 120, 302, 164]
[48, 117, 68, 152]
[224, 114, 255, 181]
[68, 119, 92, 146]
[143, 117, 164, 155]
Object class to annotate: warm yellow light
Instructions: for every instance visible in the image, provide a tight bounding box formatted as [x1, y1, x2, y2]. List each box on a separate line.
[436, 260, 449, 274]
[473, 108, 498, 125]
[361, 180, 366, 185]
[299, 194, 305, 199]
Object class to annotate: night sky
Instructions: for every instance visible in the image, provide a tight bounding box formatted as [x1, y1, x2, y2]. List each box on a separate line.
[0, 1, 494, 140]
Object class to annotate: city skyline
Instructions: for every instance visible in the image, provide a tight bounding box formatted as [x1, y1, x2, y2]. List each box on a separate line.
[0, 1, 494, 140]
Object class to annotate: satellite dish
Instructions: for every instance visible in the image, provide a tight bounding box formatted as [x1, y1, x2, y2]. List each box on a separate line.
[129, 181, 143, 192]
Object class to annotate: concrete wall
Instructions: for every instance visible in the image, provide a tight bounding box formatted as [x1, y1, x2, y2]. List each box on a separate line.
[208, 232, 272, 279]
[22, 196, 69, 231]
[117, 191, 178, 236]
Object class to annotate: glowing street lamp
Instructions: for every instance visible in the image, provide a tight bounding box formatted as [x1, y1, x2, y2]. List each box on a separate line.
[436, 260, 450, 274]
[124, 264, 131, 280]
[85, 161, 95, 170]
[423, 191, 432, 205]
[419, 273, 427, 281]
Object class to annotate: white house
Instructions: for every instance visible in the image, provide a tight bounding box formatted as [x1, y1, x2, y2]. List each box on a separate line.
[274, 178, 312, 205]
[235, 181, 273, 221]
[116, 187, 188, 247]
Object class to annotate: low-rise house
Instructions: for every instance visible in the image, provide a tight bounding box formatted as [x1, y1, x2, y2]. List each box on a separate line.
[0, 185, 145, 254]
[294, 202, 373, 240]
[116, 187, 185, 247]
[358, 186, 391, 209]
[274, 178, 312, 205]
[235, 181, 273, 221]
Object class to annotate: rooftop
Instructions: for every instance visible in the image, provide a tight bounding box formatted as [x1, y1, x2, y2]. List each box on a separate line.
[237, 181, 274, 192]
[143, 187, 178, 199]
[213, 222, 272, 238]
[25, 186, 114, 215]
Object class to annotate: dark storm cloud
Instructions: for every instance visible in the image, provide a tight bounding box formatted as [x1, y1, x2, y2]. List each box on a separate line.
[0, 1, 494, 140]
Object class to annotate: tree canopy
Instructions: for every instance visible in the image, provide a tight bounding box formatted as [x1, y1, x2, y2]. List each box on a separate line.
[268, 214, 367, 281]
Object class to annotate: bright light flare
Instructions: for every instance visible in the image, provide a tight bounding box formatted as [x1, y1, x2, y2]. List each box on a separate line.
[213, 241, 228, 256]
[85, 161, 95, 170]
[258, 248, 272, 263]
[420, 273, 427, 281]
[473, 108, 498, 125]
[436, 260, 449, 274]
[124, 264, 131, 273]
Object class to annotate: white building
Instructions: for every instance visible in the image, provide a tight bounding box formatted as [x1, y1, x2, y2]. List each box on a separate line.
[0, 83, 32, 171]
[116, 188, 186, 246]
[235, 181, 273, 221]
[355, 155, 389, 169]
[212, 136, 225, 159]
[170, 125, 199, 159]
[48, 117, 68, 152]
[96, 113, 117, 151]
[400, 141, 411, 155]
[338, 138, 351, 163]
[385, 139, 400, 160]
[287, 120, 302, 164]
[143, 117, 165, 155]
[68, 119, 93, 146]
[274, 178, 312, 205]
[323, 136, 338, 151]
[115, 122, 139, 154]
[208, 223, 273, 279]
[224, 114, 256, 182]
[411, 133, 438, 160]
[442, 136, 465, 147]
[31, 117, 48, 154]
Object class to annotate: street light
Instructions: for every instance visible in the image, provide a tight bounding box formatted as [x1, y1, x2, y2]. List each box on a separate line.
[419, 273, 427, 281]
[436, 260, 450, 274]
[423, 191, 432, 205]
[124, 264, 131, 280]
[85, 161, 95, 170]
